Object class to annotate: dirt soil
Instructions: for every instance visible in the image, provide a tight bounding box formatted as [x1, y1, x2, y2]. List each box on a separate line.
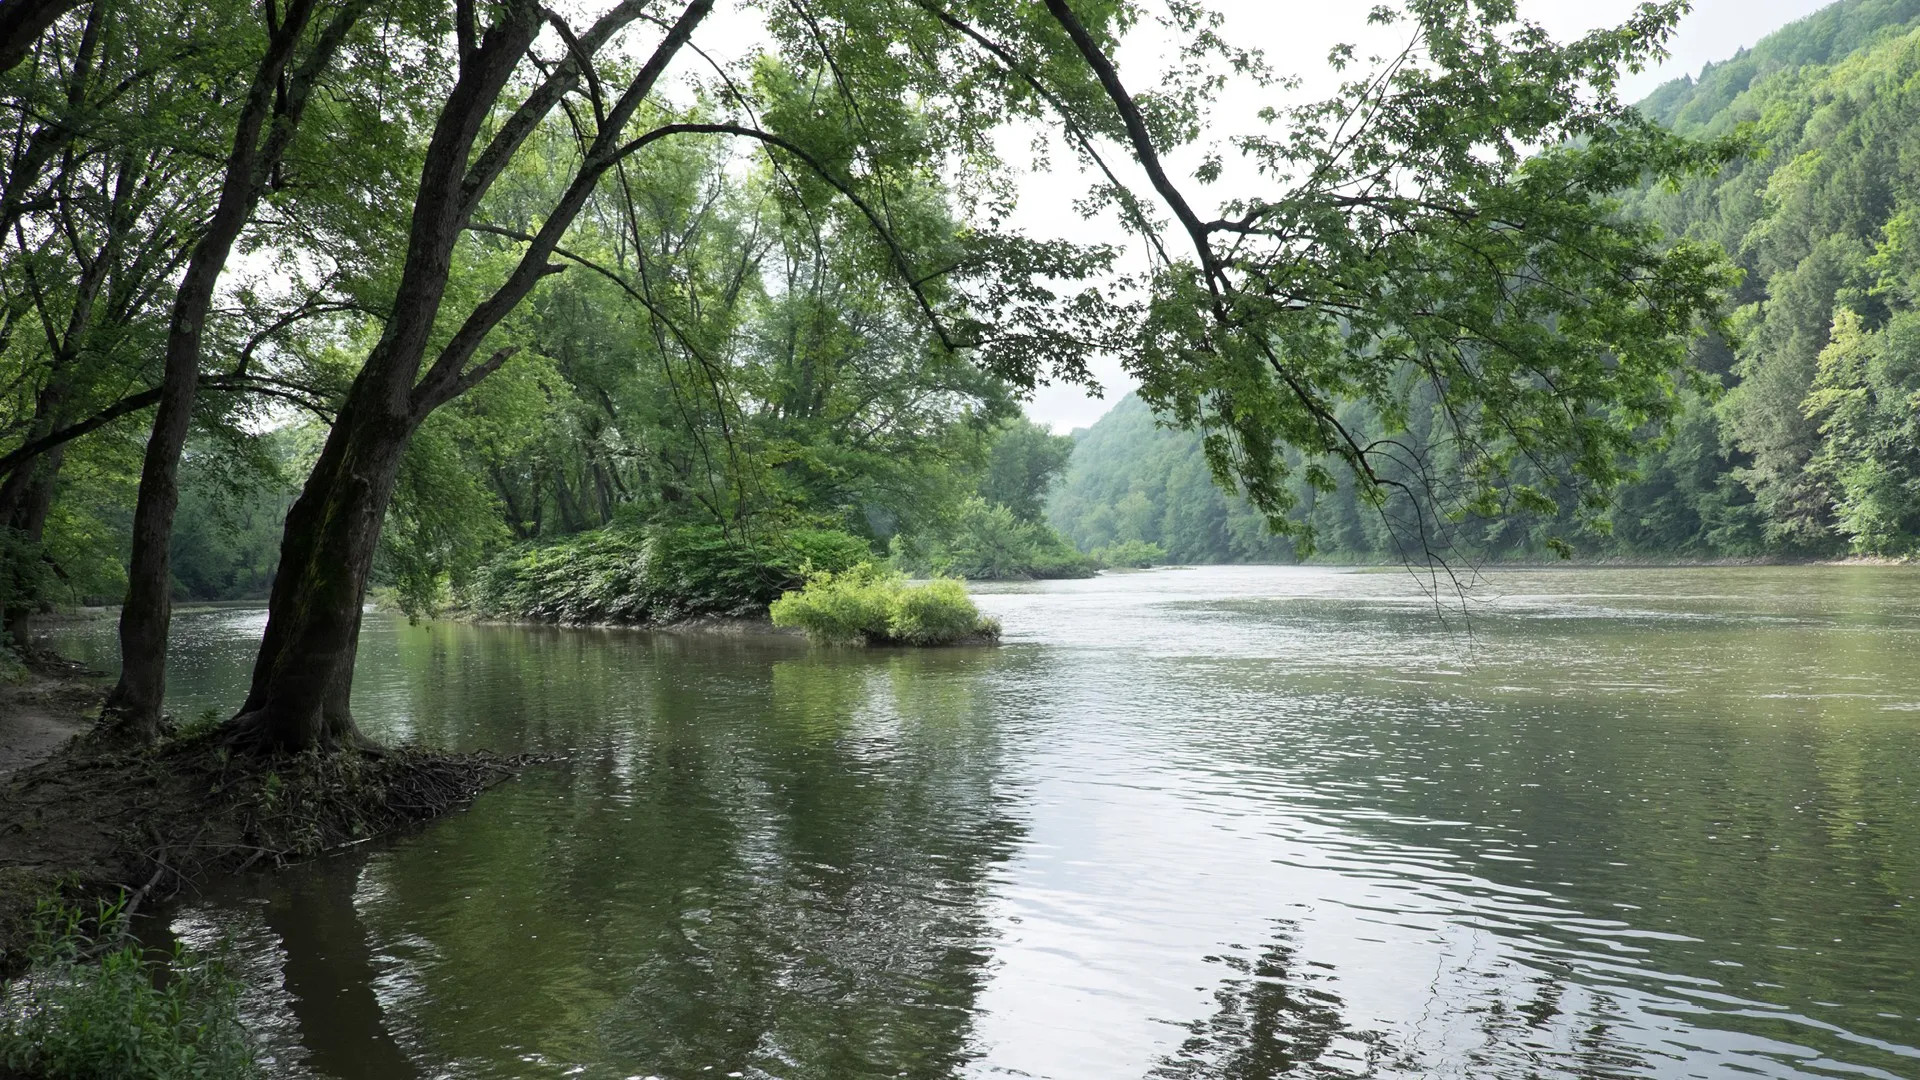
[0, 662, 522, 971]
[0, 659, 101, 778]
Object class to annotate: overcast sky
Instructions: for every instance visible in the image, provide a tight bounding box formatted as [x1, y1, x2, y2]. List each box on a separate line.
[1017, 0, 1838, 432]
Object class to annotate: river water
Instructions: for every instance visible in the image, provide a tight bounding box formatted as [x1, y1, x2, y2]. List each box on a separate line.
[49, 565, 1920, 1079]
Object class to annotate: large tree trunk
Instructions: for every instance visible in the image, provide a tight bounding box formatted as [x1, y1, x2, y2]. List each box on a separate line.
[228, 393, 411, 751]
[223, 0, 708, 754]
[222, 0, 547, 754]
[101, 312, 206, 732]
[102, 0, 356, 740]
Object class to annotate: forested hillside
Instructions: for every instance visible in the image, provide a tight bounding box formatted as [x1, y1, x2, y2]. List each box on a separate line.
[1053, 0, 1920, 564]
[1048, 394, 1302, 564]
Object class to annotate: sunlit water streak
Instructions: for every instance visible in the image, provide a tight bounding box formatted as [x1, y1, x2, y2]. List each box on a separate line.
[46, 565, 1920, 1079]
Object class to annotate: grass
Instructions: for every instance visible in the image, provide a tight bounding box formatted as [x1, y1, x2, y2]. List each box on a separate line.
[769, 564, 1000, 646]
[0, 898, 257, 1079]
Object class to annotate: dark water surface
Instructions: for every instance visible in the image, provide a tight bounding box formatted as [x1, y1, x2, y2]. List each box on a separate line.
[48, 565, 1920, 1079]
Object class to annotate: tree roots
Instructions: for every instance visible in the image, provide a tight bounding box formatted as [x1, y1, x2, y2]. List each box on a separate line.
[0, 729, 526, 972]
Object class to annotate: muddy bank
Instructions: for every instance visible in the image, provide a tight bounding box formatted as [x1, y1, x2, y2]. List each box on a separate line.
[0, 658, 101, 778]
[0, 670, 524, 970]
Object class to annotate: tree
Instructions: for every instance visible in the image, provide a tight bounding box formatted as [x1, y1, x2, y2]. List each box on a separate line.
[1042, 0, 1730, 562]
[1051, 0, 1920, 566]
[980, 419, 1073, 523]
[224, 0, 1129, 749]
[0, 0, 225, 641]
[210, 0, 1730, 750]
[101, 0, 370, 738]
[229, 0, 723, 750]
[1804, 308, 1920, 555]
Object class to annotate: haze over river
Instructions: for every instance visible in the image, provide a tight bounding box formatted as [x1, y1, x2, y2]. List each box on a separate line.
[52, 565, 1920, 1079]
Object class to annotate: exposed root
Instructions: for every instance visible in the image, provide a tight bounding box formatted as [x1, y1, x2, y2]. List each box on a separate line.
[0, 731, 531, 973]
[88, 702, 173, 749]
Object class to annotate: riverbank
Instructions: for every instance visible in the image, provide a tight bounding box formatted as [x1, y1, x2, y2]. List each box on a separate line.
[0, 655, 99, 777]
[0, 664, 523, 972]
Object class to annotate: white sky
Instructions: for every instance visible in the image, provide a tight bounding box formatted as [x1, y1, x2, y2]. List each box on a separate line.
[1015, 0, 1838, 432]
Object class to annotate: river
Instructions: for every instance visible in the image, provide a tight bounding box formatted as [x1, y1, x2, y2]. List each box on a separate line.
[48, 565, 1920, 1079]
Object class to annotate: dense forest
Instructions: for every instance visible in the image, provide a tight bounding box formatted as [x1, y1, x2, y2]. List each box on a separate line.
[1053, 0, 1920, 564]
[0, 0, 1735, 754]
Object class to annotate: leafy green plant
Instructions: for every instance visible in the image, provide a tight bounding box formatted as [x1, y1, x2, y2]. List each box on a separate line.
[171, 708, 224, 742]
[885, 577, 993, 645]
[769, 564, 999, 646]
[459, 523, 873, 625]
[1092, 539, 1167, 569]
[0, 899, 257, 1079]
[896, 498, 1097, 581]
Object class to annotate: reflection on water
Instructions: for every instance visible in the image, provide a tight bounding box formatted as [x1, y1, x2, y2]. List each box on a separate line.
[47, 566, 1920, 1079]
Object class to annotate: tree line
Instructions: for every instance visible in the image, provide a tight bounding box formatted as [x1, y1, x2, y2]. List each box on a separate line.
[1, 0, 1730, 753]
[1052, 0, 1920, 566]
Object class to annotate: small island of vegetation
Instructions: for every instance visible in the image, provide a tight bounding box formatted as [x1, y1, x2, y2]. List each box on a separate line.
[771, 565, 1001, 646]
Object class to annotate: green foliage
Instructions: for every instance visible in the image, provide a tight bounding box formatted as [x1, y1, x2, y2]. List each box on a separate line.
[1110, 0, 1737, 554]
[381, 413, 512, 621]
[898, 497, 1096, 580]
[769, 563, 998, 645]
[885, 419, 1094, 579]
[979, 419, 1075, 523]
[168, 430, 306, 603]
[1092, 539, 1167, 569]
[1624, 3, 1920, 556]
[1049, 394, 1301, 563]
[0, 900, 256, 1080]
[172, 708, 225, 743]
[33, 435, 141, 608]
[365, 112, 1027, 606]
[1, 525, 56, 632]
[1804, 309, 1920, 554]
[1049, 3, 1920, 566]
[459, 523, 873, 625]
[3, 0, 1875, 690]
[1638, 0, 1920, 130]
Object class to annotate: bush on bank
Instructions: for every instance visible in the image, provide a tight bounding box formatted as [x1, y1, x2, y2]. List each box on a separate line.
[769, 564, 1000, 645]
[1091, 539, 1167, 569]
[457, 523, 871, 625]
[891, 498, 1097, 581]
[0, 900, 256, 1080]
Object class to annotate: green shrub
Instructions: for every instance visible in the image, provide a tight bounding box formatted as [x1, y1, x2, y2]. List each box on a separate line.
[769, 564, 999, 646]
[0, 900, 257, 1079]
[886, 577, 991, 644]
[1092, 539, 1166, 569]
[458, 523, 872, 625]
[894, 498, 1097, 581]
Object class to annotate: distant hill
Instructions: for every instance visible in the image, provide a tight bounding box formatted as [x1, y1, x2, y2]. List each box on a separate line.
[1046, 393, 1299, 564]
[1637, 0, 1920, 130]
[1049, 0, 1920, 562]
